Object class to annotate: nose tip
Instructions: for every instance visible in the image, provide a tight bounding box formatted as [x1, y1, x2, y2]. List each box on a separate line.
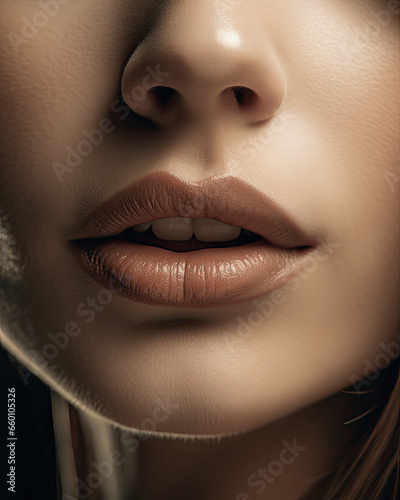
[121, 11, 286, 128]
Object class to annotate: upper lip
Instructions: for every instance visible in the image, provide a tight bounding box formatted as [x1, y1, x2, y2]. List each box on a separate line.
[76, 171, 313, 249]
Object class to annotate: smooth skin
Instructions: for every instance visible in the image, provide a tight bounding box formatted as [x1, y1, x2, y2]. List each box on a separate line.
[0, 1, 399, 498]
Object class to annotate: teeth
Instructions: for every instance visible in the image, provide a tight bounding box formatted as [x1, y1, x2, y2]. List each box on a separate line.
[193, 218, 241, 242]
[131, 221, 152, 233]
[132, 217, 243, 242]
[152, 217, 193, 241]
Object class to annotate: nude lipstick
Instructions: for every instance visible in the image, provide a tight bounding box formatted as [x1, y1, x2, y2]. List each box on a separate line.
[72, 171, 315, 308]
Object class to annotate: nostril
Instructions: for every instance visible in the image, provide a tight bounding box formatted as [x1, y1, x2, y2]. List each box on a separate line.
[118, 91, 157, 129]
[150, 86, 177, 106]
[231, 86, 256, 105]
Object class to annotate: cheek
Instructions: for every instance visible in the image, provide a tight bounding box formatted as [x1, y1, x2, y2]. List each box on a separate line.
[0, 2, 138, 252]
[251, 1, 400, 394]
[281, 0, 400, 309]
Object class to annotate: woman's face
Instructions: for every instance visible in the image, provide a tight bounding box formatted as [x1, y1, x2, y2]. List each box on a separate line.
[0, 0, 398, 436]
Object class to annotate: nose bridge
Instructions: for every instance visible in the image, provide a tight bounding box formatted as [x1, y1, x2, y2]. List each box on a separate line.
[159, 0, 226, 68]
[121, 0, 286, 126]
[145, 0, 239, 78]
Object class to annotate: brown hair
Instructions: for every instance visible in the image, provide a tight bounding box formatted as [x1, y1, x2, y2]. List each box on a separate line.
[309, 360, 400, 500]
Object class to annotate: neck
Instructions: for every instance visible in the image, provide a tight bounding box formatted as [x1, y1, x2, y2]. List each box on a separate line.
[135, 393, 360, 500]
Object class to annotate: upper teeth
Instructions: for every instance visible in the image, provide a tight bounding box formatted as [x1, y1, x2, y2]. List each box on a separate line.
[131, 217, 242, 242]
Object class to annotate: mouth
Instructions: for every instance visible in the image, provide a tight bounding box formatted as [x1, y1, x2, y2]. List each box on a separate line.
[72, 171, 315, 308]
[121, 221, 263, 252]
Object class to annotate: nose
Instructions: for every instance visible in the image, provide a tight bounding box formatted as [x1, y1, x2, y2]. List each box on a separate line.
[121, 2, 286, 128]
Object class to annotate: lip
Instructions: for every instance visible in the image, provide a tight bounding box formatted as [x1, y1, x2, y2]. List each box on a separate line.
[72, 171, 315, 308]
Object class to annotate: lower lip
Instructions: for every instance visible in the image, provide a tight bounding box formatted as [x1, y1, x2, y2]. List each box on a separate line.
[76, 237, 312, 308]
